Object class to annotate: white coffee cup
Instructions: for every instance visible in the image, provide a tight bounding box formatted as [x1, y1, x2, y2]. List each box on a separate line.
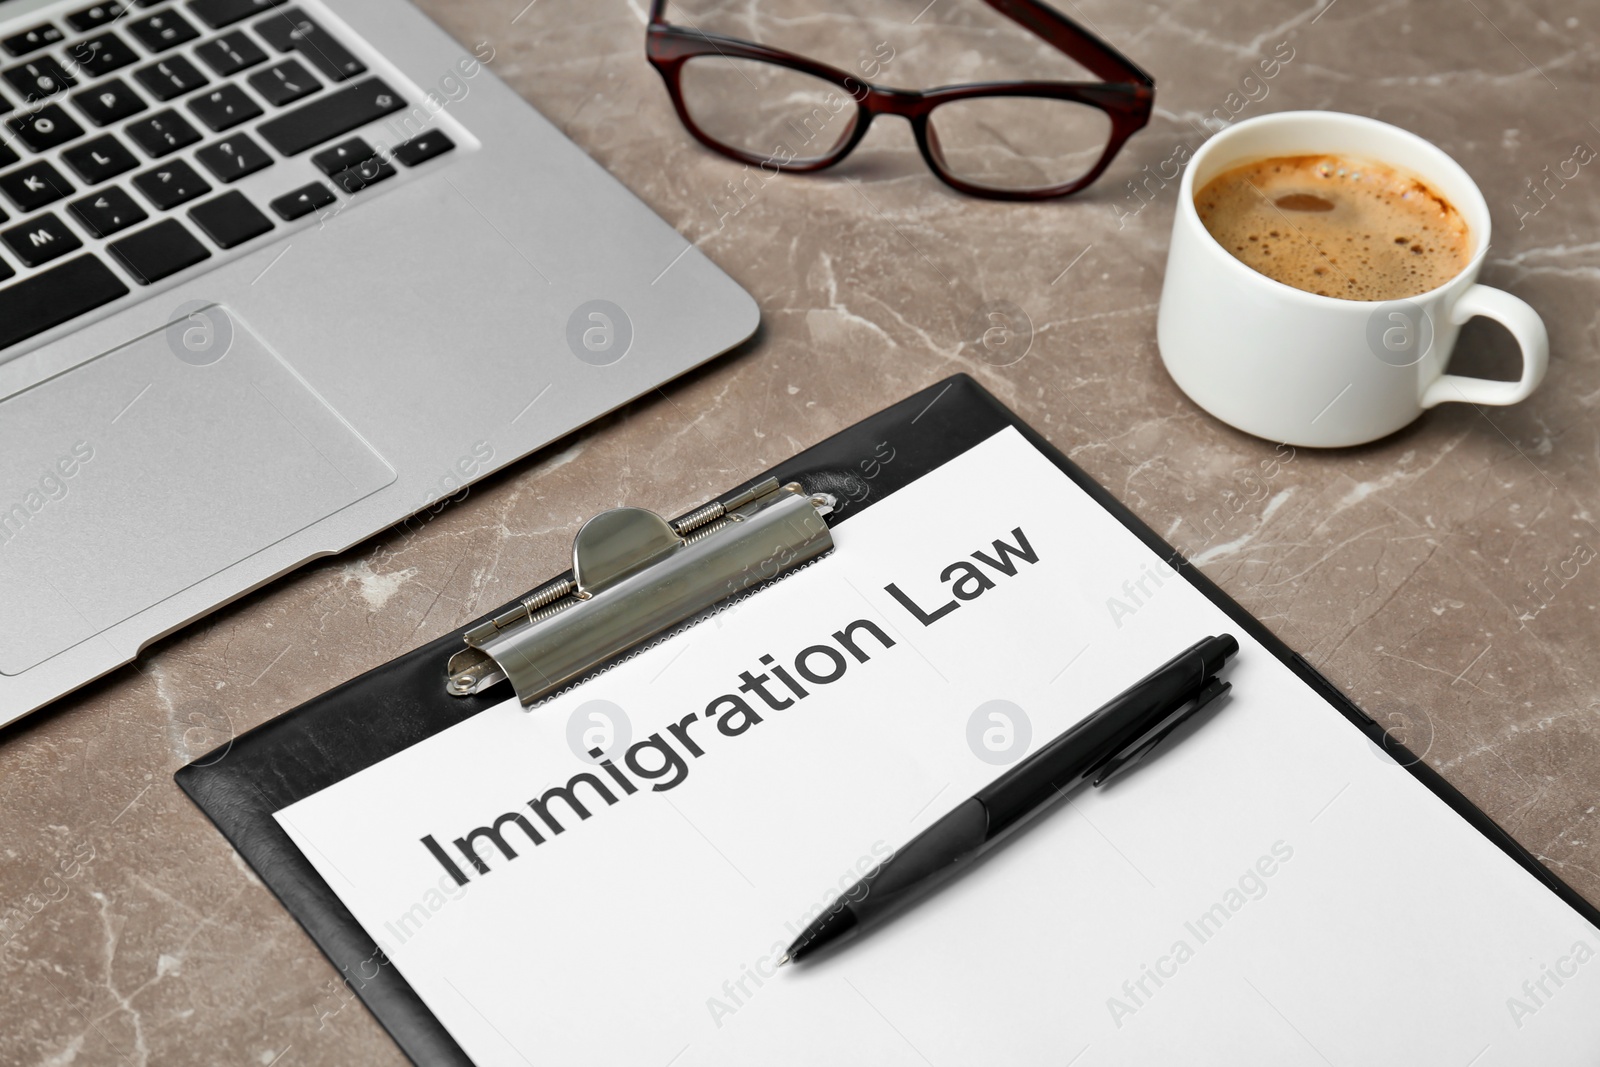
[1157, 111, 1548, 448]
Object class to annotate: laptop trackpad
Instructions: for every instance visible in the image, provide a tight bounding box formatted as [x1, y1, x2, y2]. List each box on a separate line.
[0, 306, 394, 675]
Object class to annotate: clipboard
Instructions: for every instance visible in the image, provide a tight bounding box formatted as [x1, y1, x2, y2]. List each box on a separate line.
[177, 374, 1600, 1065]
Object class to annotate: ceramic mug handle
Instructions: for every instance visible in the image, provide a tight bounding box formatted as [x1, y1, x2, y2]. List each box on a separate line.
[1421, 284, 1549, 409]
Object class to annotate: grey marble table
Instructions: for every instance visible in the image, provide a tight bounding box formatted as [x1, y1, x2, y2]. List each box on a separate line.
[3, 0, 1597, 1063]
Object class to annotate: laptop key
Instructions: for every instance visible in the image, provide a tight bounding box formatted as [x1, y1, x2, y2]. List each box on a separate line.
[392, 130, 455, 167]
[256, 77, 403, 155]
[195, 31, 267, 76]
[66, 32, 139, 78]
[188, 190, 272, 248]
[268, 180, 334, 220]
[254, 8, 364, 82]
[2, 212, 82, 267]
[0, 143, 16, 168]
[132, 159, 210, 209]
[0, 255, 11, 281]
[247, 58, 318, 106]
[2, 24, 66, 58]
[71, 77, 147, 125]
[134, 56, 208, 101]
[329, 156, 393, 194]
[108, 218, 210, 284]
[188, 84, 261, 131]
[0, 161, 74, 211]
[310, 136, 371, 175]
[62, 133, 139, 183]
[126, 10, 201, 52]
[7, 105, 85, 151]
[195, 131, 272, 181]
[65, 4, 130, 33]
[190, 0, 289, 30]
[125, 109, 201, 156]
[0, 254, 129, 349]
[68, 185, 147, 237]
[3, 56, 77, 102]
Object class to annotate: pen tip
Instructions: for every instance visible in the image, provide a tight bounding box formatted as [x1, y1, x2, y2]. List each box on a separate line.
[777, 953, 790, 967]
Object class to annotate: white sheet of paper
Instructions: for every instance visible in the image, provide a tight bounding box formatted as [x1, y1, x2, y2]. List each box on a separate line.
[278, 427, 1600, 1065]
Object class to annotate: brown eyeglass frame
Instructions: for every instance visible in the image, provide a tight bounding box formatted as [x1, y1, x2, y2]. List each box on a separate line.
[645, 0, 1155, 201]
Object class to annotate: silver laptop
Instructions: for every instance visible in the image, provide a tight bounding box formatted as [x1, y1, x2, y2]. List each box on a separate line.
[0, 0, 758, 724]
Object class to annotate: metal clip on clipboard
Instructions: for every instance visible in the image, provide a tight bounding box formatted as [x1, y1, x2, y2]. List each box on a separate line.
[445, 478, 836, 707]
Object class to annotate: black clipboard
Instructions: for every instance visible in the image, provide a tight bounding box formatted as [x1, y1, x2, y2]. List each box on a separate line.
[177, 373, 1600, 1066]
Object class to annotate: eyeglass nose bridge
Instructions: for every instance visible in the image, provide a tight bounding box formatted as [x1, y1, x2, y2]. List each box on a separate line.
[852, 82, 932, 120]
[847, 83, 951, 177]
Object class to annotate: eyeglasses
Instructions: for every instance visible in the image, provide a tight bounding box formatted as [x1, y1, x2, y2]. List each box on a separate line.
[645, 0, 1155, 201]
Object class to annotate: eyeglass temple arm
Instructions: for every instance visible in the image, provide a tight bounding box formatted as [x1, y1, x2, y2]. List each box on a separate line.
[647, 0, 1150, 90]
[983, 0, 1154, 86]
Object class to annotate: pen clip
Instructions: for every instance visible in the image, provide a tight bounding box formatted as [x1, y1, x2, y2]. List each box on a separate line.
[1091, 677, 1230, 788]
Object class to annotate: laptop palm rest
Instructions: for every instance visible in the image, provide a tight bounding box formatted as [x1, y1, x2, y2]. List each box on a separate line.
[0, 306, 394, 675]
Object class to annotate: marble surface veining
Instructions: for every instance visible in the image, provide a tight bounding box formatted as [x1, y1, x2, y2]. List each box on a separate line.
[3, 0, 1598, 1063]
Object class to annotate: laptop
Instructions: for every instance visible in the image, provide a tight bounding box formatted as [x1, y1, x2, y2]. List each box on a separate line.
[0, 0, 759, 724]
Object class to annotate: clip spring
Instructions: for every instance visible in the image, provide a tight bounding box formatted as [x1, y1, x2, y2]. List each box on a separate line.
[446, 478, 835, 706]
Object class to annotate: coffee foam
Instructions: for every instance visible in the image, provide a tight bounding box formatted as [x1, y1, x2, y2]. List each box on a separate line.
[1194, 154, 1471, 301]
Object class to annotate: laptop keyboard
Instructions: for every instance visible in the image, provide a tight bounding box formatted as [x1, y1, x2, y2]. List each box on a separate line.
[0, 0, 464, 353]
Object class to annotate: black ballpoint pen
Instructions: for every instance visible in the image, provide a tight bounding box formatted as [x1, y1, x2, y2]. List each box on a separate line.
[779, 633, 1240, 965]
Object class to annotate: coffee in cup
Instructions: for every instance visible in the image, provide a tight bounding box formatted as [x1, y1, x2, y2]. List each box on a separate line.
[1193, 154, 1471, 301]
[1157, 111, 1548, 448]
